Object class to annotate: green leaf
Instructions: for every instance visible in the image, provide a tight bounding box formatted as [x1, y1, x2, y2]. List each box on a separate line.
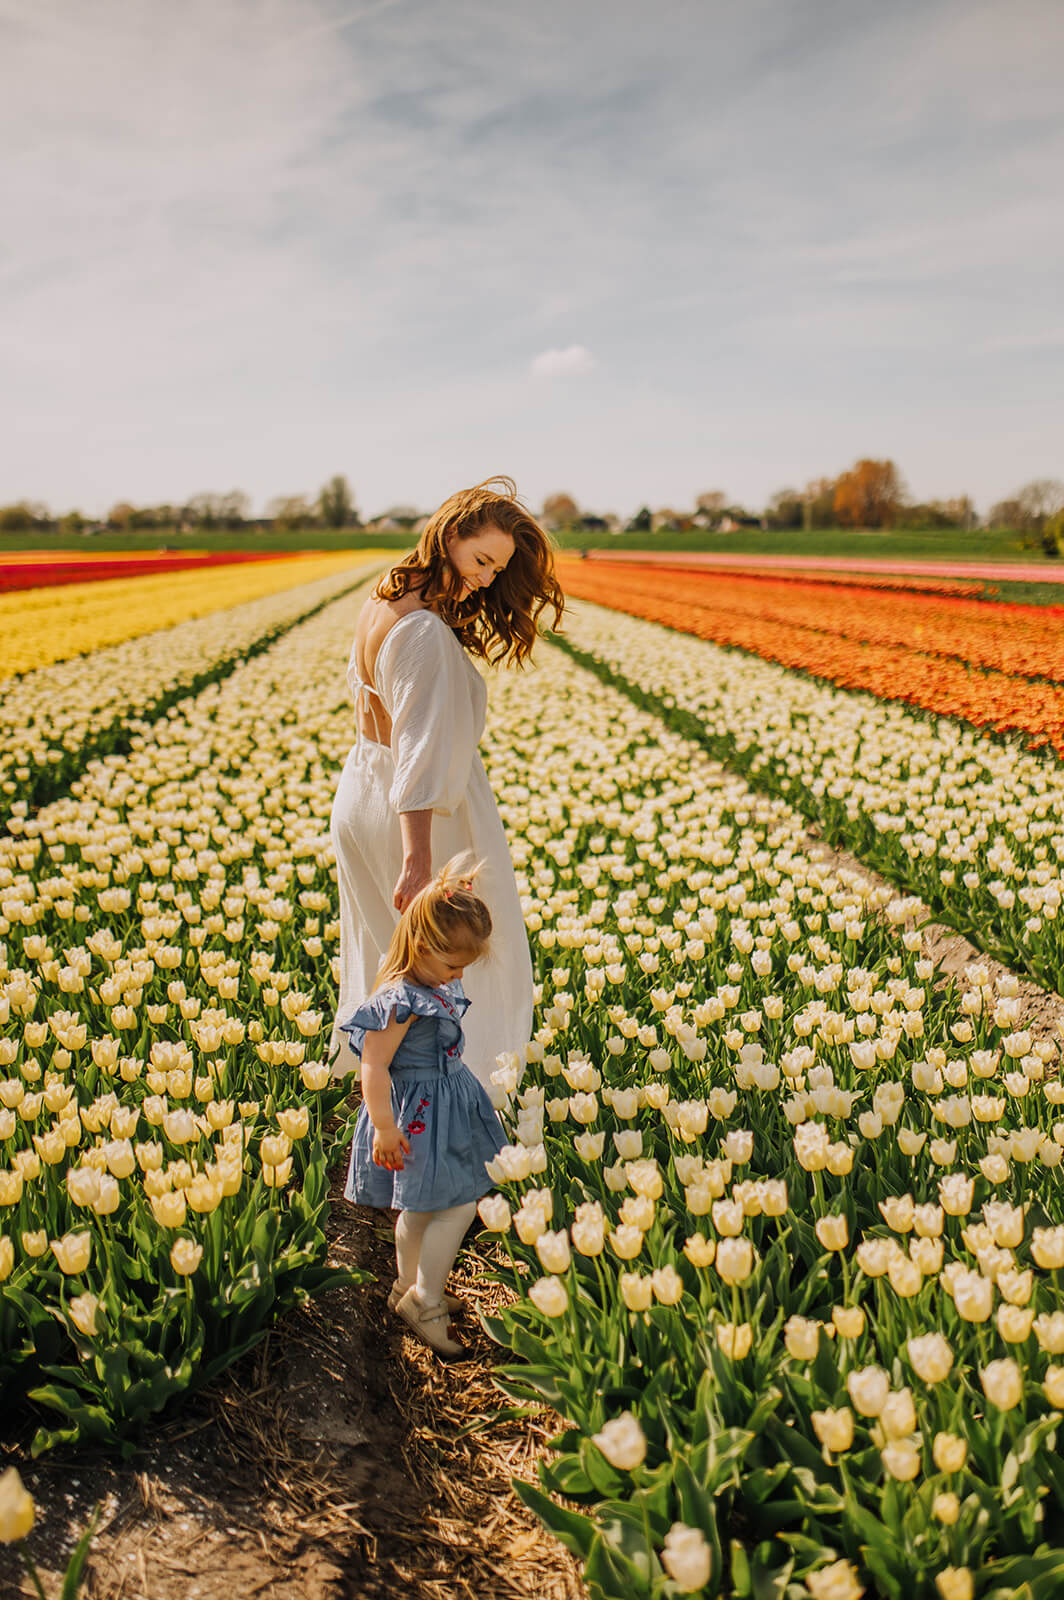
[731, 1539, 753, 1598]
[512, 1478, 596, 1560]
[60, 1503, 101, 1600]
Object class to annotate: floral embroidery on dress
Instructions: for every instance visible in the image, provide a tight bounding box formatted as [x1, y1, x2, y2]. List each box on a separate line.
[406, 1096, 430, 1137]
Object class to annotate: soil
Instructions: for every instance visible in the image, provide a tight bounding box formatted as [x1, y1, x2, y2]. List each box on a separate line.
[0, 1165, 586, 1600]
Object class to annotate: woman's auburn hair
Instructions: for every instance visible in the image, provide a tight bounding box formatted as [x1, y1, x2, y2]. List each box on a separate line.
[374, 476, 564, 666]
[375, 855, 492, 989]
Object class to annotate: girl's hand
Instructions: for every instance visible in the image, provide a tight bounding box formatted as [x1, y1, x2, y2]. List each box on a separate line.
[372, 1123, 411, 1171]
[393, 855, 431, 912]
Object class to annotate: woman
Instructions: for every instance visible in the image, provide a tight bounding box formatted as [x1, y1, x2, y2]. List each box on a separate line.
[329, 477, 564, 1088]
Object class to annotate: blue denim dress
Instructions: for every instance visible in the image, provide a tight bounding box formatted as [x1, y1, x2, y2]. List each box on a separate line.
[340, 978, 506, 1212]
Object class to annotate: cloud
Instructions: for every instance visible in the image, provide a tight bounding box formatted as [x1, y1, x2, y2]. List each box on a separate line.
[530, 345, 596, 379]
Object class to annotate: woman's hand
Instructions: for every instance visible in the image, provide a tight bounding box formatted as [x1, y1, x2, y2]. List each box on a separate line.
[372, 1122, 411, 1171]
[393, 854, 432, 911]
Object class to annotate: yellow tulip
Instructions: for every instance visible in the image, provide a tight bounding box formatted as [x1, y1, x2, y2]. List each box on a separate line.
[0, 1467, 35, 1543]
[50, 1232, 92, 1275]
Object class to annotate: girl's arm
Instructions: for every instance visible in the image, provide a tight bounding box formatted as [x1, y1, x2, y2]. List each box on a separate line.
[361, 1013, 414, 1170]
[394, 810, 432, 911]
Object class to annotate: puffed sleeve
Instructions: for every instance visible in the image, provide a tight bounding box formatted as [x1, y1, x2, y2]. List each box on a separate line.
[337, 987, 400, 1060]
[375, 613, 478, 815]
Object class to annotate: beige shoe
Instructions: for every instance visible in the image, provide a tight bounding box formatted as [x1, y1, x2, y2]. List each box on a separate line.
[387, 1279, 465, 1315]
[393, 1287, 468, 1359]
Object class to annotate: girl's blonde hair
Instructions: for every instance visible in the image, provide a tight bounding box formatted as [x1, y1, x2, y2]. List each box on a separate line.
[374, 475, 564, 666]
[375, 855, 492, 988]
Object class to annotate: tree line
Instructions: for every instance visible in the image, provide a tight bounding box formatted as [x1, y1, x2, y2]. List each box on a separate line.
[0, 476, 360, 536]
[2, 461, 1063, 549]
[543, 461, 1064, 553]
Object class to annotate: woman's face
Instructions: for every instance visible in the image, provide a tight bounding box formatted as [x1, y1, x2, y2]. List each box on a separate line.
[445, 525, 515, 598]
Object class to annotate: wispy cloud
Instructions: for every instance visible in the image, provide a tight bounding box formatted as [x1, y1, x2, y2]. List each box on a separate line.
[530, 345, 596, 379]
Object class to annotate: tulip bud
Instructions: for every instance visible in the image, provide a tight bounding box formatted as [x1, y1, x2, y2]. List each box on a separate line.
[591, 1411, 646, 1470]
[661, 1524, 712, 1593]
[0, 1466, 36, 1542]
[619, 1271, 653, 1312]
[846, 1365, 890, 1417]
[715, 1322, 752, 1359]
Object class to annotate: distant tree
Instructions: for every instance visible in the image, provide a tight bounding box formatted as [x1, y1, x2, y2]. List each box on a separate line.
[695, 490, 728, 523]
[1044, 507, 1064, 557]
[764, 489, 803, 530]
[833, 459, 906, 529]
[1018, 478, 1064, 527]
[0, 501, 48, 533]
[942, 496, 977, 530]
[318, 475, 357, 529]
[897, 496, 975, 530]
[988, 497, 1024, 530]
[186, 492, 250, 531]
[625, 505, 652, 534]
[57, 510, 87, 535]
[107, 502, 138, 530]
[896, 503, 956, 530]
[266, 495, 316, 531]
[802, 478, 838, 530]
[989, 481, 1064, 552]
[541, 493, 580, 531]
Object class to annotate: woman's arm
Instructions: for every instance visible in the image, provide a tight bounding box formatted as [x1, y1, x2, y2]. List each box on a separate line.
[394, 810, 432, 911]
[361, 1013, 414, 1170]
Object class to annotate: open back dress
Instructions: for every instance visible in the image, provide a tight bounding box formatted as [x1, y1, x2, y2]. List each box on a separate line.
[328, 607, 534, 1088]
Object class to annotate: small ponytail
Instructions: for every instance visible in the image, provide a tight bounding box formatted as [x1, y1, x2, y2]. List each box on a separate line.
[375, 853, 492, 988]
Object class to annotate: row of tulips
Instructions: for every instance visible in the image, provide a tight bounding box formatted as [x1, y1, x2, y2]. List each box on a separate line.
[0, 549, 384, 679]
[0, 556, 385, 821]
[587, 553, 997, 600]
[0, 549, 303, 597]
[0, 583, 384, 1450]
[473, 638, 1064, 1600]
[557, 561, 1064, 757]
[549, 597, 1064, 1001]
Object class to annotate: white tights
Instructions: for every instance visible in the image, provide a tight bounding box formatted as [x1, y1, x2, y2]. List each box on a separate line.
[395, 1201, 477, 1308]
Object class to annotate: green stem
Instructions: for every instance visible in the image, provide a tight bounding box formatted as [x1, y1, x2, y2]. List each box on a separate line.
[20, 1552, 49, 1600]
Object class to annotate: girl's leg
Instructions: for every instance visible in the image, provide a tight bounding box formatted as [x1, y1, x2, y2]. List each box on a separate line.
[414, 1201, 477, 1307]
[395, 1208, 432, 1293]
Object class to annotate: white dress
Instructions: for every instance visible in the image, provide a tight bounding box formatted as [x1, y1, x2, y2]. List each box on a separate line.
[328, 609, 533, 1088]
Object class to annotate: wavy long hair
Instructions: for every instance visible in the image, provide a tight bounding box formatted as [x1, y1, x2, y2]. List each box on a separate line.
[375, 855, 492, 989]
[374, 476, 564, 665]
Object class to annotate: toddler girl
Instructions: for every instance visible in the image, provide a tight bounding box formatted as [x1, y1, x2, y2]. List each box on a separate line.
[339, 857, 506, 1359]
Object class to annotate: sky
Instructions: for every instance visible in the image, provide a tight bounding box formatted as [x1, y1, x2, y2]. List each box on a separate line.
[1, 0, 1062, 521]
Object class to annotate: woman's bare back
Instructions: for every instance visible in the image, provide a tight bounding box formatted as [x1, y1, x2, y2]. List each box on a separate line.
[354, 589, 428, 745]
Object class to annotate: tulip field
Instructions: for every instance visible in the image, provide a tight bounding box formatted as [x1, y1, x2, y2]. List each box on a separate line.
[1, 553, 388, 818]
[558, 559, 1064, 759]
[0, 565, 395, 1454]
[4, 555, 1064, 1599]
[0, 548, 383, 678]
[475, 611, 1064, 1600]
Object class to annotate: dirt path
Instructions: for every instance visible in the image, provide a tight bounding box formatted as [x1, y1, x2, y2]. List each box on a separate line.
[0, 1167, 586, 1600]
